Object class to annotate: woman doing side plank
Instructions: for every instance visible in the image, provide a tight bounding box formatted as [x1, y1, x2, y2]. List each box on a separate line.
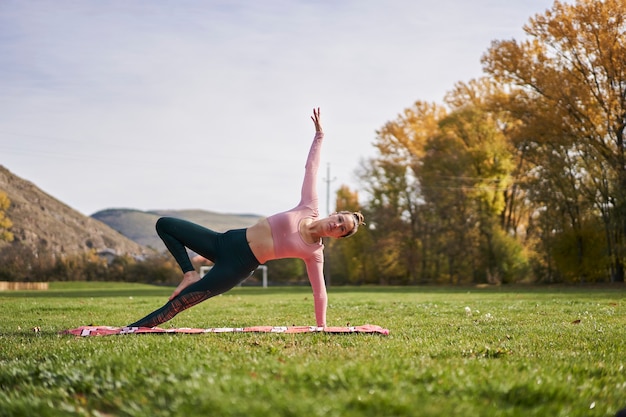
[128, 108, 364, 328]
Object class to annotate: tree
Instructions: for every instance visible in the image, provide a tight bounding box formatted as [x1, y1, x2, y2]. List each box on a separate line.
[420, 79, 525, 283]
[264, 258, 306, 284]
[0, 192, 13, 242]
[420, 128, 480, 283]
[326, 185, 375, 284]
[361, 102, 446, 283]
[360, 91, 530, 284]
[482, 0, 626, 281]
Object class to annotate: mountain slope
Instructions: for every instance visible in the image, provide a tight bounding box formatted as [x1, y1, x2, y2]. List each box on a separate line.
[92, 209, 261, 251]
[0, 165, 148, 256]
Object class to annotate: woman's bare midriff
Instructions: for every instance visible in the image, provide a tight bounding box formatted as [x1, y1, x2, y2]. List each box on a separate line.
[246, 218, 276, 264]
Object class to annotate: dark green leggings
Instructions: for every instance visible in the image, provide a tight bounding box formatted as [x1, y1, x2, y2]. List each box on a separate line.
[128, 217, 260, 328]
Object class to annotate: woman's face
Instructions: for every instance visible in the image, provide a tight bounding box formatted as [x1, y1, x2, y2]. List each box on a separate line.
[322, 213, 356, 238]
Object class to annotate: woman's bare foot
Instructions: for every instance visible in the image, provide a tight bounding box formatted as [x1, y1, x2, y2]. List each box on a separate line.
[169, 270, 201, 300]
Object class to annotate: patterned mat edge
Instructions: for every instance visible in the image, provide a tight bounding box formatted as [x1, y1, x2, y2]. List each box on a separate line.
[61, 324, 390, 336]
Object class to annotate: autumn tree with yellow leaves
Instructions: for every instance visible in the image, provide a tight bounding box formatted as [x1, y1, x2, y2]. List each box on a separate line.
[482, 0, 626, 282]
[354, 0, 624, 284]
[0, 192, 13, 243]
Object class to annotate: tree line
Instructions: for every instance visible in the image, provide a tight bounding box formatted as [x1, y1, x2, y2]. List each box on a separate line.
[328, 0, 626, 285]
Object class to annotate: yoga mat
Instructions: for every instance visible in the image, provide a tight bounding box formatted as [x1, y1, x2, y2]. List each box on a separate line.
[62, 324, 389, 336]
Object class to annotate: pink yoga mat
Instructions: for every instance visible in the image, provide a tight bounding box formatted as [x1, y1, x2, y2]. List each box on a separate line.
[63, 324, 389, 336]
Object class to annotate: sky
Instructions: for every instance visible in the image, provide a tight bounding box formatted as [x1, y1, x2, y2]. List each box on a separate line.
[0, 0, 558, 217]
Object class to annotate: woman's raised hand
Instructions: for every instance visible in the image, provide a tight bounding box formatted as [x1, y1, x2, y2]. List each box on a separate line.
[311, 107, 322, 133]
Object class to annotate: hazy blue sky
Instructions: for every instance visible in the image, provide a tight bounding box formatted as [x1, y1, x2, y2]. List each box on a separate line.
[1, 0, 557, 217]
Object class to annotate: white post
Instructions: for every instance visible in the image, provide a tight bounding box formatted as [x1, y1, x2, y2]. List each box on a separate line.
[258, 265, 268, 288]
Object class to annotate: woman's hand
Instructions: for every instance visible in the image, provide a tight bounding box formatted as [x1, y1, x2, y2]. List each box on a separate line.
[311, 107, 322, 133]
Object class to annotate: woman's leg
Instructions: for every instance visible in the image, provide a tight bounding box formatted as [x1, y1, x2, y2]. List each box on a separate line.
[156, 217, 221, 272]
[128, 228, 259, 328]
[128, 263, 255, 328]
[156, 217, 222, 298]
[127, 287, 212, 328]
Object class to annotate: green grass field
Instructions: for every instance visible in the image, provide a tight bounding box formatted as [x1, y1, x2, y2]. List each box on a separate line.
[0, 283, 625, 417]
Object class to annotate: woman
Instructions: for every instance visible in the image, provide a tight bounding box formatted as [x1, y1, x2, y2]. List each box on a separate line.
[128, 108, 365, 328]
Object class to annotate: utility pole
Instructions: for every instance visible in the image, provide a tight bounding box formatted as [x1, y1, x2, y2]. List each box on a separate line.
[323, 163, 336, 286]
[324, 163, 336, 216]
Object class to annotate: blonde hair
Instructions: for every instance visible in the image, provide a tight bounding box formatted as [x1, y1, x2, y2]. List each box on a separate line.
[338, 211, 365, 238]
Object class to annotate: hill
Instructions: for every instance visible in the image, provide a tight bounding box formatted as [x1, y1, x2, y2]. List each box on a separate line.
[91, 209, 261, 251]
[0, 165, 148, 257]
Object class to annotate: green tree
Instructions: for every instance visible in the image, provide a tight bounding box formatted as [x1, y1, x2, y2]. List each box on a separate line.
[419, 123, 477, 283]
[416, 79, 527, 284]
[264, 259, 306, 284]
[326, 185, 375, 284]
